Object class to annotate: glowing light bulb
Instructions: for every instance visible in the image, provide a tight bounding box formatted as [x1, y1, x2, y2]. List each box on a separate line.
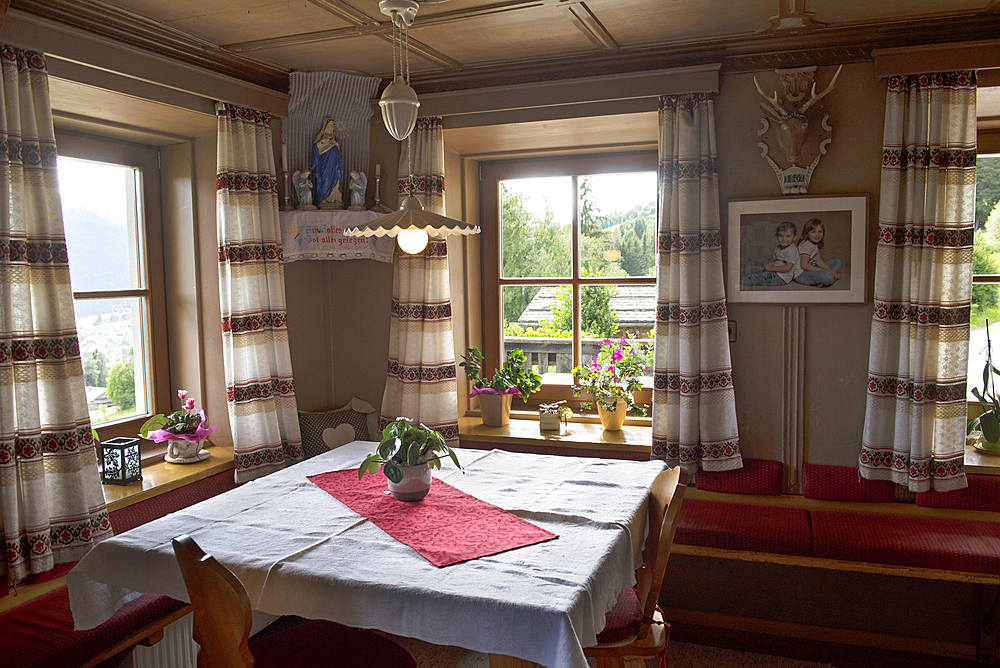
[397, 228, 429, 254]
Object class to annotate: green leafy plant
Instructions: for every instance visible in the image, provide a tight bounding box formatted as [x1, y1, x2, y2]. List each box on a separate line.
[460, 346, 542, 402]
[968, 322, 1000, 449]
[572, 336, 650, 415]
[358, 417, 462, 483]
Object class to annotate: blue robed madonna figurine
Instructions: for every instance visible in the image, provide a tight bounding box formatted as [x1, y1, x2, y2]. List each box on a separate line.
[311, 117, 344, 209]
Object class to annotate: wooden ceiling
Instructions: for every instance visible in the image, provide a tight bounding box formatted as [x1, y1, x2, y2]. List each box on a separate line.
[9, 0, 1000, 95]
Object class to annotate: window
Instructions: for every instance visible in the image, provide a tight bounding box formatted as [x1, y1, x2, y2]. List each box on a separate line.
[970, 152, 1000, 403]
[55, 131, 169, 445]
[480, 153, 658, 412]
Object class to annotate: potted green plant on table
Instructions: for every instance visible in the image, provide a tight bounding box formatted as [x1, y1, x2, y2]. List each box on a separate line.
[572, 336, 650, 431]
[968, 322, 1000, 453]
[139, 390, 218, 463]
[358, 417, 462, 501]
[460, 346, 543, 427]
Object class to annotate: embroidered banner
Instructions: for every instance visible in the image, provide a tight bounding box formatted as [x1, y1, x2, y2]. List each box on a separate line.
[279, 210, 394, 263]
[307, 468, 558, 567]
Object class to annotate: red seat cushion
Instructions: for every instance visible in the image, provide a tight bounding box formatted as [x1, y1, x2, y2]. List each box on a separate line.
[596, 587, 643, 644]
[250, 619, 416, 667]
[695, 459, 783, 495]
[674, 498, 811, 556]
[811, 510, 1000, 575]
[0, 586, 188, 668]
[915, 474, 1000, 512]
[802, 463, 895, 503]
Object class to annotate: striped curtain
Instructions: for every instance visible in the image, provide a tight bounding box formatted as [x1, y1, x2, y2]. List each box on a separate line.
[381, 117, 459, 445]
[0, 45, 112, 590]
[860, 72, 976, 492]
[651, 94, 742, 472]
[217, 103, 303, 483]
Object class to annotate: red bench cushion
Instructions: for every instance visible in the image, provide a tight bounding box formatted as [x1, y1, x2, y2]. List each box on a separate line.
[0, 585, 187, 668]
[915, 474, 1000, 512]
[695, 459, 783, 495]
[675, 498, 811, 556]
[811, 510, 1000, 576]
[802, 463, 895, 503]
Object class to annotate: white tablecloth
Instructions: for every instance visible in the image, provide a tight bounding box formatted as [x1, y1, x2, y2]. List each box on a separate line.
[68, 443, 666, 668]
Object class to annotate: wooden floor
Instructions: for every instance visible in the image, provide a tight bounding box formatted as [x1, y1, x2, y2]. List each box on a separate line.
[671, 623, 986, 668]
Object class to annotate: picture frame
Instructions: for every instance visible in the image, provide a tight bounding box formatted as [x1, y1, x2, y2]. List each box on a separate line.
[727, 195, 867, 304]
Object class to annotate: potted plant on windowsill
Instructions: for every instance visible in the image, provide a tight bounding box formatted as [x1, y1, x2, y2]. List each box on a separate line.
[572, 336, 650, 431]
[968, 321, 1000, 454]
[358, 417, 462, 501]
[139, 390, 218, 463]
[460, 347, 543, 427]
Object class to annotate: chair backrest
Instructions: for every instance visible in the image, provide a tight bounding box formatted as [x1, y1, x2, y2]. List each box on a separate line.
[172, 535, 255, 668]
[634, 467, 688, 638]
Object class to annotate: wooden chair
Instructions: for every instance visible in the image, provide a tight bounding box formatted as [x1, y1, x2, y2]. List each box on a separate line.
[171, 534, 416, 668]
[584, 467, 688, 668]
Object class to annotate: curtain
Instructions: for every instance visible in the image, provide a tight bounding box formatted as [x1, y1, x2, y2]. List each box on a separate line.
[0, 45, 112, 589]
[217, 103, 303, 483]
[860, 72, 976, 492]
[651, 94, 741, 472]
[382, 117, 459, 445]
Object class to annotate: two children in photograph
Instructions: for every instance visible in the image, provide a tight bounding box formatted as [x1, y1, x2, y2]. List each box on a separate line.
[740, 218, 842, 289]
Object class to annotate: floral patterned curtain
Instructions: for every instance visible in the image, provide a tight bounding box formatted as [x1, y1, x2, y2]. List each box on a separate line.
[652, 93, 741, 472]
[382, 117, 459, 445]
[0, 45, 112, 589]
[860, 72, 976, 492]
[217, 103, 303, 482]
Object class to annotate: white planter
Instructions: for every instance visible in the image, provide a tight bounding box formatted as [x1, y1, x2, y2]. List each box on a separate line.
[539, 413, 561, 431]
[387, 463, 432, 501]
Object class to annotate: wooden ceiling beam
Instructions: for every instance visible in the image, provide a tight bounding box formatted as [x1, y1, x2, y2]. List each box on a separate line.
[560, 2, 619, 51]
[308, 0, 379, 27]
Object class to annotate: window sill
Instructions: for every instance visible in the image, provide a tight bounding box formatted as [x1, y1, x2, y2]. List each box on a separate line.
[458, 416, 652, 453]
[102, 445, 235, 513]
[965, 444, 1000, 476]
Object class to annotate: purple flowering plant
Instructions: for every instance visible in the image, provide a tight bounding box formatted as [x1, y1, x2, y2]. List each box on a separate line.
[571, 336, 650, 415]
[139, 390, 218, 444]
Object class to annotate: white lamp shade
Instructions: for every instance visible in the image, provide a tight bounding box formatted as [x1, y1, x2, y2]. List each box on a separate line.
[344, 196, 481, 254]
[379, 79, 420, 142]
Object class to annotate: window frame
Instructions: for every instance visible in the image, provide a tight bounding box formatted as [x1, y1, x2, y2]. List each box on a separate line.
[479, 151, 658, 412]
[55, 130, 171, 449]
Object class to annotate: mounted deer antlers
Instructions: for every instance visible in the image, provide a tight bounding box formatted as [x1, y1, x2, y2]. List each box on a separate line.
[799, 65, 843, 115]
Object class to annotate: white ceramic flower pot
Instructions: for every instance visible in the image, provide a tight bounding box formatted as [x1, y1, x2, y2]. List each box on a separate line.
[597, 399, 627, 431]
[387, 463, 432, 501]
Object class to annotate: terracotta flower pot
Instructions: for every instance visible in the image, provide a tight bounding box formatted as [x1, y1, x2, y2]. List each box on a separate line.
[597, 399, 627, 431]
[479, 393, 513, 427]
[387, 463, 432, 502]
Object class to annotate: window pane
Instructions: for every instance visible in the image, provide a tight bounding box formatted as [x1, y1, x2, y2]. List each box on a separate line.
[581, 284, 656, 385]
[75, 297, 150, 425]
[503, 285, 573, 384]
[500, 178, 571, 279]
[579, 173, 657, 278]
[59, 157, 143, 292]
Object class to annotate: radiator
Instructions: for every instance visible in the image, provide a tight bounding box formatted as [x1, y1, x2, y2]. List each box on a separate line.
[132, 612, 196, 668]
[130, 609, 280, 668]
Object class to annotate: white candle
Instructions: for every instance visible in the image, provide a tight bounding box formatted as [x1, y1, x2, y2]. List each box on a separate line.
[375, 163, 381, 177]
[281, 143, 288, 169]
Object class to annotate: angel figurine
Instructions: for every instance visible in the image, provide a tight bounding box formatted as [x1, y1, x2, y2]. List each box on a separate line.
[347, 171, 367, 211]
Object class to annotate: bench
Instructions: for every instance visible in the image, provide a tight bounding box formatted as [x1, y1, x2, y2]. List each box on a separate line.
[668, 459, 1000, 663]
[1, 469, 237, 667]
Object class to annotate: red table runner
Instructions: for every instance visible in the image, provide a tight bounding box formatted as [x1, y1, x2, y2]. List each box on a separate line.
[307, 469, 558, 567]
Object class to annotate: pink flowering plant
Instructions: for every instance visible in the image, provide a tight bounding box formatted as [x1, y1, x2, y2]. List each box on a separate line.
[139, 390, 218, 444]
[572, 336, 651, 415]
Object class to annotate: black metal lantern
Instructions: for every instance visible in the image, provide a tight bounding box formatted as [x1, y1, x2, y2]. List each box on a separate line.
[101, 437, 142, 485]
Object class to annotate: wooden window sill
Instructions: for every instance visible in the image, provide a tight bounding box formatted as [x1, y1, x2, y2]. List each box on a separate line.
[458, 416, 651, 454]
[102, 445, 235, 513]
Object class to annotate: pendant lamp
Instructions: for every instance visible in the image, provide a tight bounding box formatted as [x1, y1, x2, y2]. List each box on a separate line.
[379, 0, 420, 142]
[345, 193, 480, 254]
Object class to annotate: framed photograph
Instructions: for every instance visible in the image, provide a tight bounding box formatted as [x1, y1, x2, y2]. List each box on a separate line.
[727, 195, 867, 304]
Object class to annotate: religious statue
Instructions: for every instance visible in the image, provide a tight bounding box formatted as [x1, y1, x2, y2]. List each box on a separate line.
[347, 171, 367, 211]
[293, 170, 316, 211]
[311, 117, 345, 209]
